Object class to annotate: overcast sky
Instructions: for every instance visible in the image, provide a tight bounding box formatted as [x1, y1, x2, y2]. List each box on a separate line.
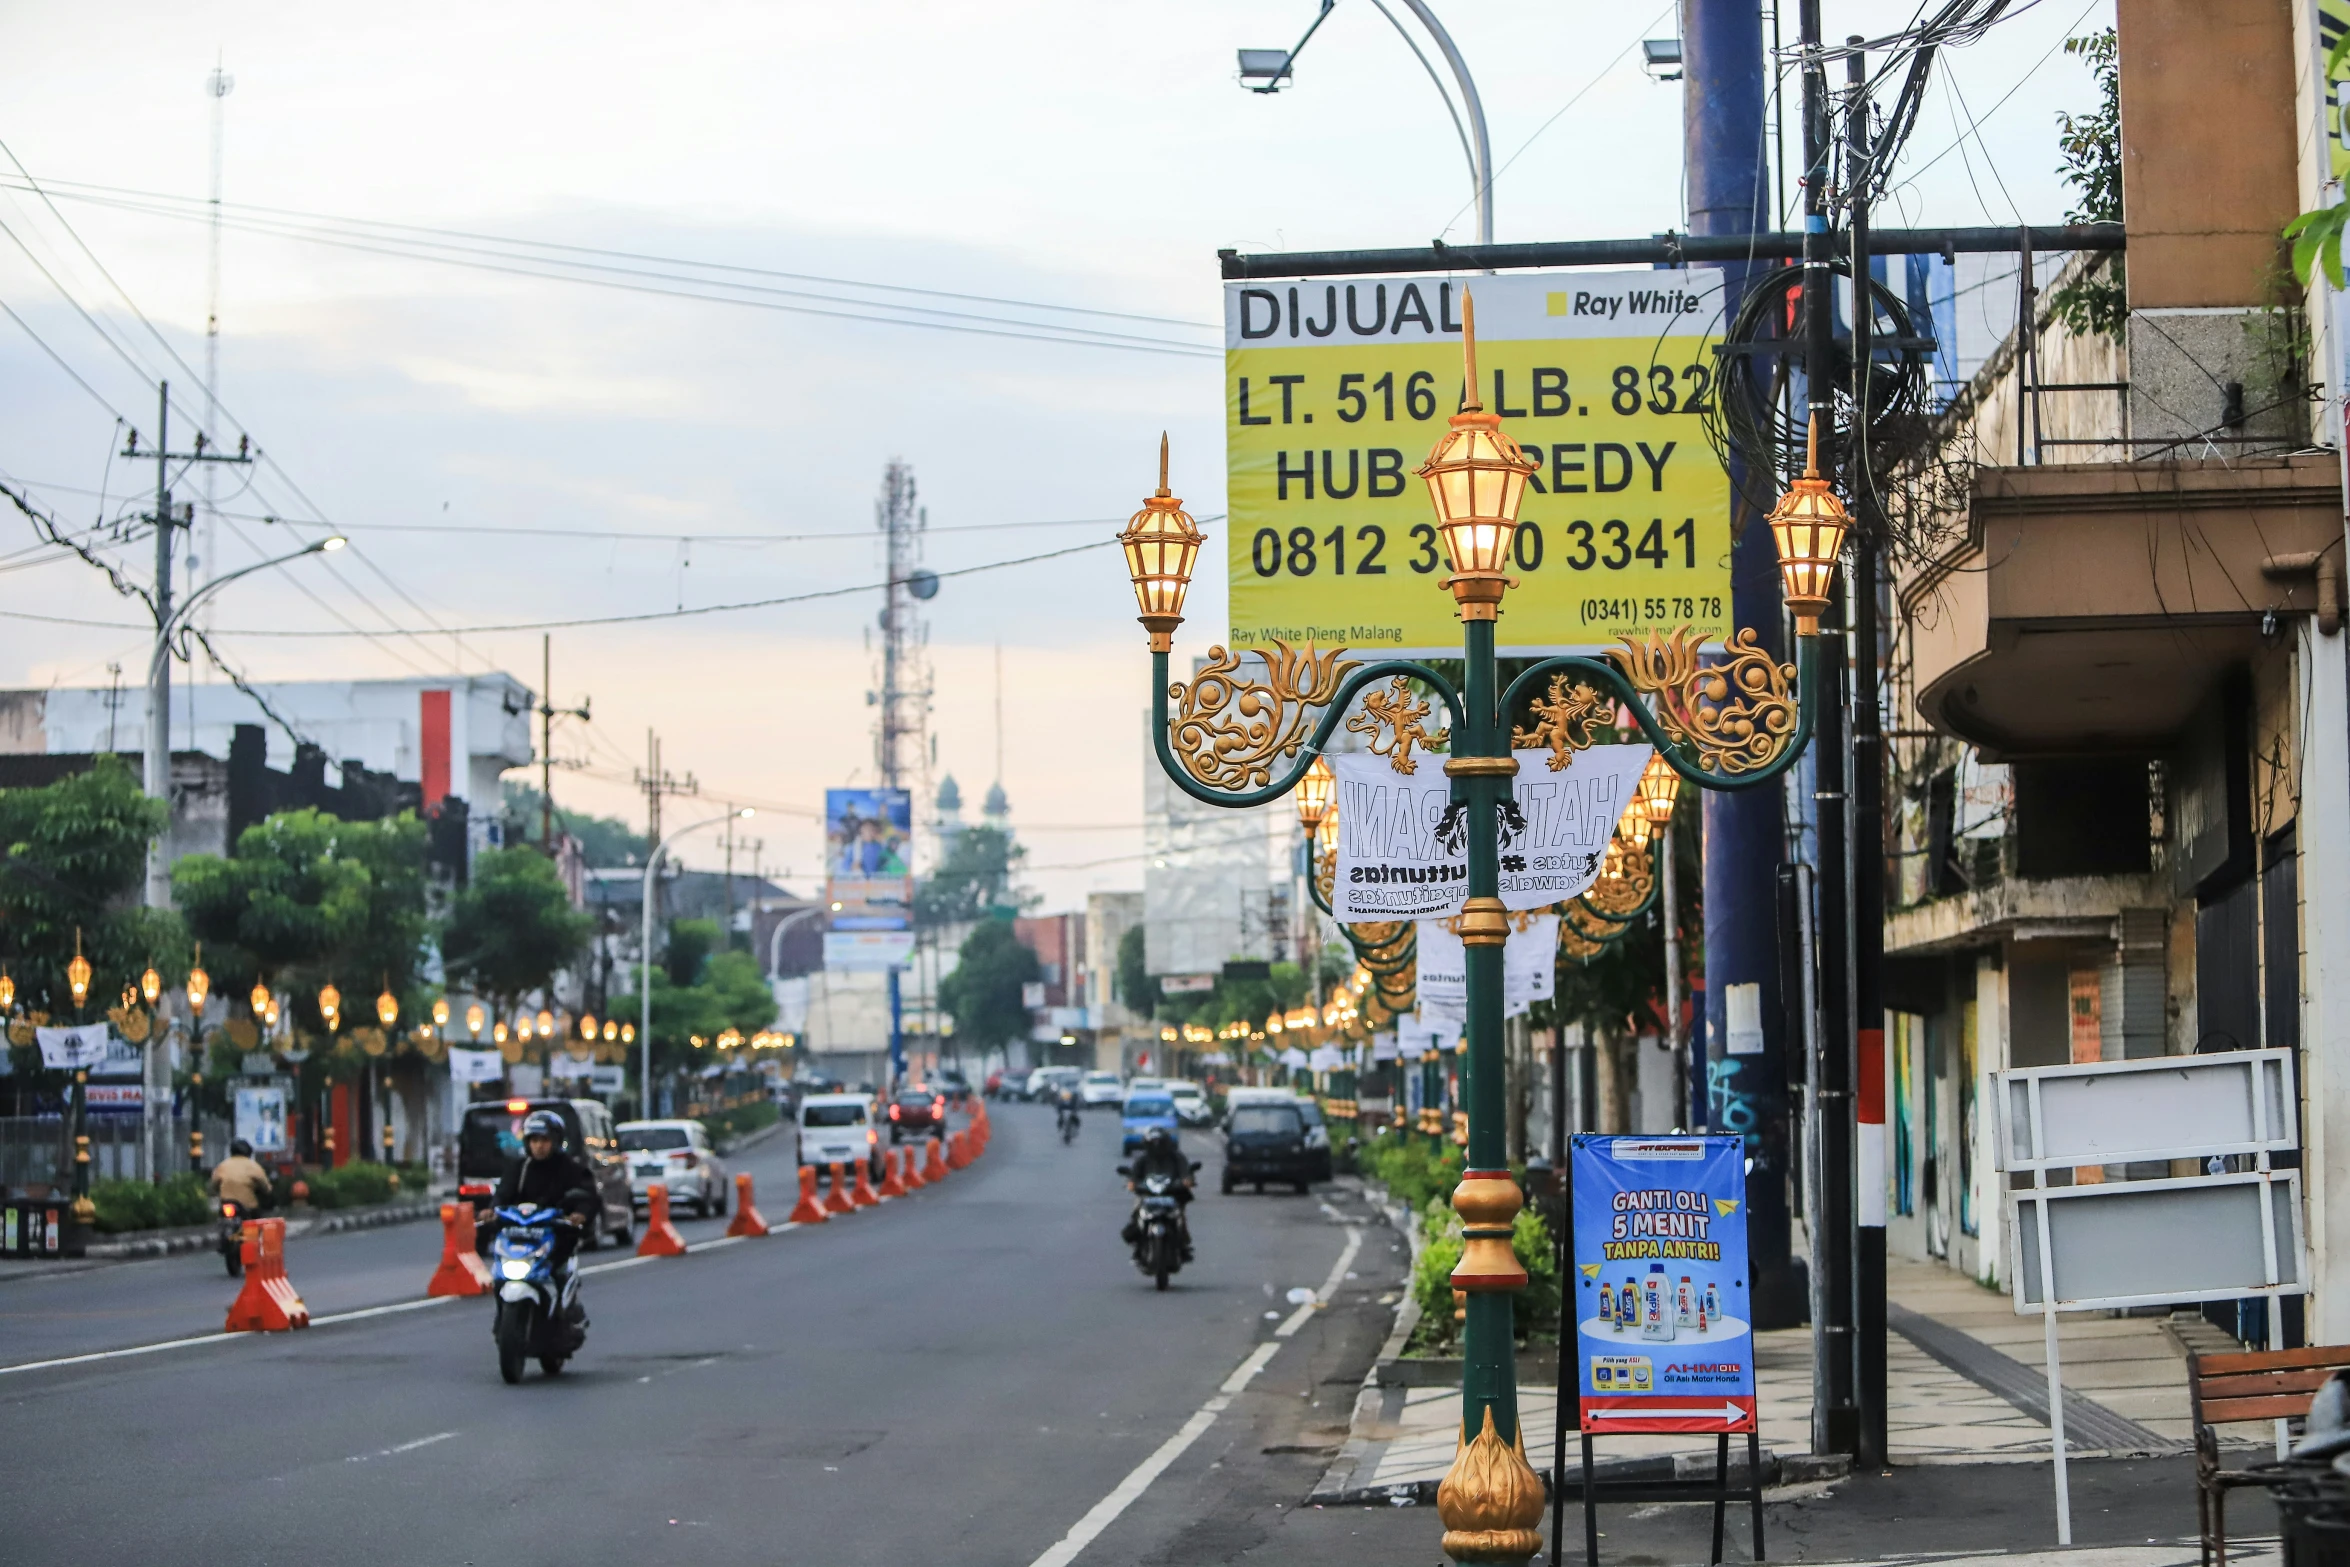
[0, 0, 2109, 906]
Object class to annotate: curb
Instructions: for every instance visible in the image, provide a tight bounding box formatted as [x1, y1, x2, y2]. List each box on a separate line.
[60, 1198, 442, 1262]
[1313, 1448, 1854, 1508]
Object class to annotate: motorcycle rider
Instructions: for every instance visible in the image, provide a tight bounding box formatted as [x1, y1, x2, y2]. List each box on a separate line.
[1120, 1124, 1194, 1261]
[481, 1111, 599, 1319]
[1055, 1081, 1082, 1138]
[207, 1138, 273, 1212]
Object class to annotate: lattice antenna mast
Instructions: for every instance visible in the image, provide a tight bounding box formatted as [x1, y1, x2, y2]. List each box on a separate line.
[199, 61, 233, 652]
[873, 460, 931, 797]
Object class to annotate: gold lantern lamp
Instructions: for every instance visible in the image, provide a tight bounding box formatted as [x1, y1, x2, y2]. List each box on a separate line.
[621, 1022, 635, 1046]
[318, 981, 341, 1032]
[376, 980, 399, 1030]
[580, 1012, 597, 1041]
[185, 946, 210, 1015]
[66, 929, 91, 1009]
[1767, 412, 1852, 635]
[0, 967, 15, 1012]
[1635, 751, 1681, 827]
[432, 996, 450, 1029]
[602, 1019, 617, 1042]
[465, 1001, 485, 1038]
[536, 1008, 555, 1039]
[1293, 755, 1335, 829]
[250, 978, 271, 1016]
[141, 964, 162, 1006]
[1117, 434, 1206, 652]
[1416, 292, 1538, 620]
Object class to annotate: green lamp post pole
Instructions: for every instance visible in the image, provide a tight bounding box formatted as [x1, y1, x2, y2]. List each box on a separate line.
[1118, 300, 1846, 1566]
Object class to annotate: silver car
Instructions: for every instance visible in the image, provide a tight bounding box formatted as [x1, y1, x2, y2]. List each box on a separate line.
[618, 1119, 730, 1217]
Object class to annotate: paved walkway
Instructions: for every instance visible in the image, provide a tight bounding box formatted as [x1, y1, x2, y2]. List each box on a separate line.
[1316, 1250, 2260, 1502]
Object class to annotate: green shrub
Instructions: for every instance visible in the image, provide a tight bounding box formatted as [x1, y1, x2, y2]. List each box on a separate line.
[297, 1162, 427, 1210]
[87, 1173, 215, 1233]
[1404, 1193, 1560, 1352]
[1355, 1131, 1465, 1213]
[699, 1099, 779, 1146]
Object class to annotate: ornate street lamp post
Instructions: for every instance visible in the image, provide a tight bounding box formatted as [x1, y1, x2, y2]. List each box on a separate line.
[1120, 297, 1843, 1564]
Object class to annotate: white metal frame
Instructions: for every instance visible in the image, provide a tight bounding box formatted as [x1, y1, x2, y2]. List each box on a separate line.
[2007, 1169, 2308, 1314]
[1993, 1049, 2297, 1175]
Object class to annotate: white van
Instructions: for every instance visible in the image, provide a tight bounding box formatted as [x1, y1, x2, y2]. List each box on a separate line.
[797, 1093, 884, 1180]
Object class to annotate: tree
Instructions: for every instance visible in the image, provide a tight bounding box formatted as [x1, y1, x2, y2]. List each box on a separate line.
[2049, 28, 2126, 339]
[937, 918, 1040, 1051]
[438, 846, 594, 1012]
[608, 940, 778, 1076]
[1115, 924, 1151, 1016]
[665, 917, 718, 987]
[0, 756, 181, 1076]
[914, 826, 1030, 928]
[173, 807, 431, 1035]
[500, 782, 649, 868]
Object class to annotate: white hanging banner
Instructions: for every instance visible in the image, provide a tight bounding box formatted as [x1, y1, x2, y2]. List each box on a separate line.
[1399, 1013, 1453, 1055]
[1331, 745, 1651, 920]
[36, 1022, 113, 1070]
[1372, 1031, 1399, 1062]
[1414, 918, 1467, 1018]
[447, 1047, 505, 1084]
[1506, 913, 1560, 1018]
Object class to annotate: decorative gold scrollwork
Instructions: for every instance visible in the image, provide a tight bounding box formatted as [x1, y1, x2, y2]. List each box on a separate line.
[1313, 844, 1336, 908]
[1510, 672, 1616, 771]
[1169, 640, 1359, 791]
[1558, 921, 1607, 960]
[1564, 900, 1629, 944]
[1613, 625, 1796, 776]
[1345, 676, 1447, 775]
[1583, 835, 1655, 918]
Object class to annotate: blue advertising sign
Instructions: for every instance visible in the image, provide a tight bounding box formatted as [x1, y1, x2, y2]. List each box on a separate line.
[1570, 1133, 1755, 1433]
[824, 787, 912, 932]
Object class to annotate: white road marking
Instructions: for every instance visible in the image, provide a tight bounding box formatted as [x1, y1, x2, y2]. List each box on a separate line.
[1024, 1230, 1357, 1567]
[0, 1329, 242, 1378]
[347, 1430, 457, 1462]
[308, 1297, 457, 1328]
[1274, 1227, 1362, 1338]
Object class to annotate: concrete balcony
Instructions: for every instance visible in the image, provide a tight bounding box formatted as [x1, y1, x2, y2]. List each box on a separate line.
[1900, 455, 2342, 758]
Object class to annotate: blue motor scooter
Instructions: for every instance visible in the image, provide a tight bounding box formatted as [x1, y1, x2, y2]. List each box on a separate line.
[488, 1204, 586, 1384]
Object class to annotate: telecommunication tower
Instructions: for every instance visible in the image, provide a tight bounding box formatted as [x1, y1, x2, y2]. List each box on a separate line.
[871, 460, 934, 802]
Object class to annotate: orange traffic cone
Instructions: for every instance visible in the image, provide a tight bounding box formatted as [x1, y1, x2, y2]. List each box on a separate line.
[851, 1159, 880, 1208]
[725, 1172, 769, 1238]
[824, 1162, 856, 1216]
[426, 1201, 491, 1296]
[946, 1130, 970, 1170]
[637, 1184, 688, 1257]
[923, 1135, 950, 1183]
[900, 1144, 926, 1190]
[877, 1147, 909, 1198]
[787, 1164, 829, 1224]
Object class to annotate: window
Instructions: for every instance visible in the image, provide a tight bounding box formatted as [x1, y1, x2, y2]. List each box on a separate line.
[801, 1104, 866, 1128]
[620, 1128, 690, 1152]
[1229, 1106, 1301, 1136]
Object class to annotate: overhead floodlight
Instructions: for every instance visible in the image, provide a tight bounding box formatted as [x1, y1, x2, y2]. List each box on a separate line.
[1642, 38, 1683, 81]
[1238, 48, 1294, 85]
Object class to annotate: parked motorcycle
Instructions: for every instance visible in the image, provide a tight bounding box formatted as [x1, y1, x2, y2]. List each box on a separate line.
[487, 1204, 587, 1383]
[217, 1199, 249, 1277]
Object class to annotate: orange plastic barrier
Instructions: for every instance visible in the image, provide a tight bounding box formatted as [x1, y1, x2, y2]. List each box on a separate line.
[426, 1201, 491, 1297]
[923, 1135, 949, 1183]
[225, 1218, 309, 1332]
[637, 1183, 688, 1257]
[900, 1144, 926, 1190]
[824, 1162, 856, 1216]
[876, 1147, 909, 1199]
[946, 1130, 970, 1170]
[787, 1164, 829, 1224]
[725, 1172, 769, 1238]
[850, 1158, 880, 1208]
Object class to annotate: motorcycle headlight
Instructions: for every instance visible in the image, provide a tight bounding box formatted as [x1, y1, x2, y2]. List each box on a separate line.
[498, 1258, 534, 1280]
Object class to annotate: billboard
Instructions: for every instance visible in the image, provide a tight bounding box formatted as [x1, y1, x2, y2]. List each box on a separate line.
[1571, 1133, 1755, 1433]
[825, 787, 912, 933]
[1225, 271, 1732, 657]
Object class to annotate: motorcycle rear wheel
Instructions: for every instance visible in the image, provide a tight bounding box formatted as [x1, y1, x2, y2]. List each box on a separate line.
[497, 1304, 532, 1385]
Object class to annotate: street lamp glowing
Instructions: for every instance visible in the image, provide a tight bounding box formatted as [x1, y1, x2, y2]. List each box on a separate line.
[186, 947, 210, 1013]
[318, 982, 341, 1032]
[141, 965, 162, 1005]
[319, 535, 347, 552]
[1768, 413, 1850, 635]
[0, 969, 15, 1011]
[580, 1013, 597, 1040]
[377, 982, 399, 1029]
[1118, 434, 1206, 651]
[432, 996, 450, 1028]
[493, 1020, 509, 1045]
[1417, 293, 1537, 620]
[1314, 812, 1339, 857]
[602, 1019, 617, 1042]
[621, 1023, 635, 1045]
[251, 979, 270, 1015]
[465, 1002, 485, 1037]
[1294, 755, 1335, 828]
[1635, 752, 1680, 825]
[536, 1008, 554, 1038]
[67, 929, 90, 1008]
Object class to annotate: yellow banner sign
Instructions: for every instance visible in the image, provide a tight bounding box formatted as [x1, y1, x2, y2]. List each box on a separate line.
[1224, 271, 1732, 656]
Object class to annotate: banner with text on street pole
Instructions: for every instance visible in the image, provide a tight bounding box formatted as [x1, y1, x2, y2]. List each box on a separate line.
[1571, 1133, 1755, 1434]
[1225, 271, 1731, 657]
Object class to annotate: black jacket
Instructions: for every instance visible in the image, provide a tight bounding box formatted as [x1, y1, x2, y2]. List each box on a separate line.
[1129, 1137, 1192, 1189]
[492, 1150, 600, 1221]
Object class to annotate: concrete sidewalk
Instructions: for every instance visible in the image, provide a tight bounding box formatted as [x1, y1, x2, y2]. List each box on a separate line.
[1315, 1250, 2250, 1505]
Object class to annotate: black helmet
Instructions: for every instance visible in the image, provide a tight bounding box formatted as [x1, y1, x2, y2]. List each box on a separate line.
[520, 1110, 564, 1151]
[230, 1138, 253, 1158]
[1142, 1125, 1176, 1150]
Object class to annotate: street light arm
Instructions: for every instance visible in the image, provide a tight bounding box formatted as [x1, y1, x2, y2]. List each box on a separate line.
[767, 903, 824, 979]
[150, 537, 343, 676]
[1251, 0, 1337, 93]
[639, 807, 753, 1113]
[1364, 0, 1480, 208]
[1395, 0, 1493, 247]
[1498, 635, 1818, 793]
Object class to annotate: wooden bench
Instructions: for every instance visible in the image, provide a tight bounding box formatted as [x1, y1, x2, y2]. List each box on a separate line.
[2188, 1344, 2350, 1567]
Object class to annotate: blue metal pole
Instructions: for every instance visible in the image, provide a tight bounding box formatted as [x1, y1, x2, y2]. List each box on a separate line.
[888, 967, 905, 1089]
[1686, 0, 1804, 1327]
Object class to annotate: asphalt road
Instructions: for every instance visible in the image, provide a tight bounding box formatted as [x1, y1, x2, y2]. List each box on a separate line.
[0, 1103, 1409, 1567]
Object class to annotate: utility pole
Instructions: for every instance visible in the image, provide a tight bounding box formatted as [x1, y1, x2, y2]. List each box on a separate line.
[131, 381, 250, 909]
[537, 634, 590, 853]
[634, 729, 696, 955]
[1797, 0, 1860, 1461]
[723, 812, 736, 945]
[1845, 33, 1891, 1470]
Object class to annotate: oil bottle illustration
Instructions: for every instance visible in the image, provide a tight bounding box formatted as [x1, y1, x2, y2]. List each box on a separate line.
[1640, 1263, 1676, 1342]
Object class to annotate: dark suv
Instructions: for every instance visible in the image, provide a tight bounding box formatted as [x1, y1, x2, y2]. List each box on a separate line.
[1222, 1101, 1315, 1194]
[457, 1097, 635, 1247]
